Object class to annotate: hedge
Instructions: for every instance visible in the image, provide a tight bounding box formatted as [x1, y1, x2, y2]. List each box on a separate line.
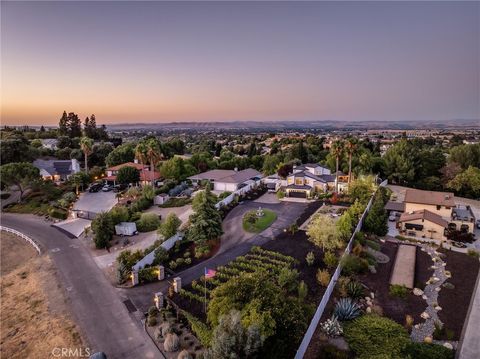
[401, 342, 453, 359]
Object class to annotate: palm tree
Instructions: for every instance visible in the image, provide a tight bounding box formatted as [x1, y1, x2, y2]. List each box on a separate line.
[80, 137, 94, 173]
[331, 140, 344, 193]
[345, 138, 358, 184]
[145, 138, 163, 186]
[134, 142, 148, 185]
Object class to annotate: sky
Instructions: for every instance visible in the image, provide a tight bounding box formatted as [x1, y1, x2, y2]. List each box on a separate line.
[1, 1, 479, 126]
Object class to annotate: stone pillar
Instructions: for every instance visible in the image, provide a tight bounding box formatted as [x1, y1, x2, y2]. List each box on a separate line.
[158, 265, 165, 281]
[173, 277, 182, 293]
[154, 292, 164, 310]
[131, 270, 139, 286]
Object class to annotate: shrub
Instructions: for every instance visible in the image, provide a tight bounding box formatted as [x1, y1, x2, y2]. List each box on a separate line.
[148, 306, 159, 317]
[323, 251, 338, 268]
[48, 207, 68, 220]
[109, 205, 130, 225]
[344, 314, 410, 359]
[161, 322, 173, 337]
[62, 191, 77, 203]
[405, 314, 414, 331]
[354, 231, 366, 245]
[276, 190, 285, 199]
[337, 276, 351, 297]
[164, 333, 180, 352]
[467, 249, 480, 258]
[181, 310, 213, 346]
[433, 322, 455, 341]
[136, 213, 161, 232]
[147, 315, 157, 327]
[320, 316, 343, 337]
[305, 251, 315, 266]
[158, 213, 181, 239]
[347, 281, 364, 299]
[389, 284, 409, 299]
[317, 344, 349, 359]
[169, 260, 177, 270]
[341, 254, 369, 275]
[278, 268, 299, 292]
[366, 239, 380, 251]
[185, 257, 192, 265]
[333, 298, 362, 321]
[298, 280, 308, 300]
[402, 342, 454, 359]
[139, 267, 157, 283]
[153, 247, 169, 265]
[177, 350, 192, 359]
[317, 269, 331, 287]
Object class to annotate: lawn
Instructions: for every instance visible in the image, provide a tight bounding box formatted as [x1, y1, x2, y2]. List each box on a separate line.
[242, 209, 277, 233]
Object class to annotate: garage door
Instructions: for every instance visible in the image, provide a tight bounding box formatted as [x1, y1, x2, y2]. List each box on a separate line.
[288, 191, 307, 198]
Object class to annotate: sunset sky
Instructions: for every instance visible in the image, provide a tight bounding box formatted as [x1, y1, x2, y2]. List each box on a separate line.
[1, 1, 478, 126]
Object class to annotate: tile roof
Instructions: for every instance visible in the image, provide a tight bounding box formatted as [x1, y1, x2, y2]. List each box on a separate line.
[189, 168, 261, 184]
[399, 210, 448, 228]
[106, 162, 146, 171]
[404, 189, 455, 207]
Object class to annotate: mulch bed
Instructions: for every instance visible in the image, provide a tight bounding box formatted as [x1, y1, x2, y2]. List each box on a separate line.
[358, 242, 429, 326]
[167, 239, 220, 274]
[295, 200, 324, 226]
[437, 249, 480, 340]
[261, 230, 332, 304]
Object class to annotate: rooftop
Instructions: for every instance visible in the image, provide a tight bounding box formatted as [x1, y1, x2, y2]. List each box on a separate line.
[399, 209, 449, 228]
[189, 168, 262, 184]
[404, 188, 455, 207]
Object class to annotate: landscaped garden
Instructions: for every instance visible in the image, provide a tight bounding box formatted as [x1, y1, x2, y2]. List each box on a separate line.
[242, 208, 277, 233]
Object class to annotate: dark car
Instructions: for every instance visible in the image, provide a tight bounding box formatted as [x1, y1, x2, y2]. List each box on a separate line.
[452, 241, 467, 248]
[88, 183, 103, 193]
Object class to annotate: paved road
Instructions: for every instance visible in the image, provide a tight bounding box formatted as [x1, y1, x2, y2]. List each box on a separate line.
[1, 213, 160, 359]
[458, 268, 480, 359]
[123, 196, 306, 311]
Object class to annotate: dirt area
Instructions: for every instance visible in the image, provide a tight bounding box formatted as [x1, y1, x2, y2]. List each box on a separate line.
[358, 242, 429, 326]
[437, 249, 480, 340]
[1, 232, 38, 275]
[1, 232, 86, 359]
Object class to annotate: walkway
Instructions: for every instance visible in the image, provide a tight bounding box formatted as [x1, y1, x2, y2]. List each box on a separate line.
[1, 213, 161, 359]
[457, 267, 480, 359]
[390, 245, 416, 288]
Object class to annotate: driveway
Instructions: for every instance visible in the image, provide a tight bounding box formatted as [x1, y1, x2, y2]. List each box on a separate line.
[146, 204, 193, 224]
[74, 190, 117, 213]
[1, 213, 160, 359]
[123, 193, 307, 311]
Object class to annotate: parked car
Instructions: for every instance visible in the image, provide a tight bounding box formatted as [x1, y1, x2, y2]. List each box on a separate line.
[452, 241, 467, 248]
[88, 183, 103, 193]
[477, 219, 480, 229]
[102, 184, 113, 192]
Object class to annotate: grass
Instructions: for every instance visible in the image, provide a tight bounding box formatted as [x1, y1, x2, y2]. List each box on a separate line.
[242, 209, 277, 233]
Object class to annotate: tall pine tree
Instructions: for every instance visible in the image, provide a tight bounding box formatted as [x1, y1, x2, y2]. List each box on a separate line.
[58, 111, 68, 136]
[188, 186, 223, 244]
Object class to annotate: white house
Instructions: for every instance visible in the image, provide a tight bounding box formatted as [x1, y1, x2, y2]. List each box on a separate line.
[33, 159, 81, 181]
[188, 168, 263, 192]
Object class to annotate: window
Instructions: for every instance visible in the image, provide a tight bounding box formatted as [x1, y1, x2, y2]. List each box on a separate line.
[436, 205, 441, 210]
[405, 223, 423, 231]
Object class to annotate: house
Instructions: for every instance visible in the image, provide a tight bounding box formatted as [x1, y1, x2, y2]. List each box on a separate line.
[154, 193, 170, 205]
[188, 168, 262, 192]
[105, 161, 161, 186]
[285, 165, 348, 198]
[33, 159, 80, 181]
[40, 138, 58, 150]
[397, 189, 476, 241]
[294, 163, 331, 176]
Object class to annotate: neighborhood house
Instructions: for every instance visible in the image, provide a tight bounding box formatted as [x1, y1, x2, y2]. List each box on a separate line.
[188, 168, 262, 192]
[396, 189, 476, 241]
[33, 159, 81, 181]
[105, 161, 161, 185]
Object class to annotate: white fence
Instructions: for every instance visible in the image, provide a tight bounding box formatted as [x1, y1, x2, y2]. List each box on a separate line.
[0, 226, 41, 254]
[215, 179, 262, 209]
[132, 232, 183, 271]
[294, 180, 388, 359]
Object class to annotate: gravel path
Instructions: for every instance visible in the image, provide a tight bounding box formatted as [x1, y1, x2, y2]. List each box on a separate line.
[411, 245, 452, 346]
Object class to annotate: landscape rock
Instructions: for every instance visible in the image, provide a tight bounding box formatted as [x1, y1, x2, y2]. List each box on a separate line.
[413, 288, 424, 296]
[443, 343, 453, 350]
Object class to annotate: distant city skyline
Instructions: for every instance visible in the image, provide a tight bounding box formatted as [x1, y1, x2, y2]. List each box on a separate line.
[1, 1, 478, 126]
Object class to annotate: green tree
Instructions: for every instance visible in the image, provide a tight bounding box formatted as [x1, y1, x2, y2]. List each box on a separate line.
[448, 143, 480, 170]
[109, 206, 130, 225]
[363, 194, 388, 236]
[79, 137, 94, 172]
[116, 166, 140, 185]
[158, 213, 181, 239]
[383, 140, 417, 184]
[188, 186, 223, 244]
[58, 111, 69, 136]
[91, 212, 114, 249]
[447, 166, 480, 198]
[345, 138, 358, 184]
[145, 138, 163, 185]
[105, 143, 136, 167]
[307, 215, 343, 251]
[262, 154, 281, 175]
[204, 310, 262, 359]
[348, 175, 375, 204]
[68, 171, 90, 194]
[0, 162, 40, 200]
[160, 157, 195, 180]
[331, 140, 344, 193]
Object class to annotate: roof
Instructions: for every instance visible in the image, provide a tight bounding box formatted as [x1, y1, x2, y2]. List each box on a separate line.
[139, 170, 161, 181]
[452, 206, 475, 221]
[33, 159, 75, 176]
[304, 163, 329, 170]
[288, 170, 327, 183]
[319, 174, 336, 182]
[189, 168, 262, 184]
[404, 189, 455, 207]
[107, 162, 145, 171]
[399, 210, 448, 228]
[385, 201, 405, 212]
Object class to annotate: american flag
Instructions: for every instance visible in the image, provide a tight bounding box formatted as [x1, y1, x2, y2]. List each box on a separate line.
[205, 268, 216, 278]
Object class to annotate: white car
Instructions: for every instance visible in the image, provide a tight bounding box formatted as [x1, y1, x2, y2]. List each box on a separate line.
[102, 185, 113, 192]
[388, 214, 397, 222]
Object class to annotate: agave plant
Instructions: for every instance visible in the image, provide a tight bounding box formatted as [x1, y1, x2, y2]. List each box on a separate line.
[333, 298, 362, 321]
[320, 315, 343, 337]
[347, 280, 365, 299]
